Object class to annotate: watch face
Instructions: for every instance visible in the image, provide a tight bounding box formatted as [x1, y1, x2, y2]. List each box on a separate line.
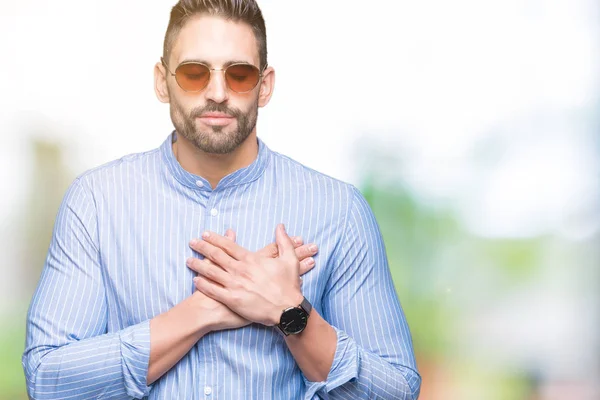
[280, 307, 308, 334]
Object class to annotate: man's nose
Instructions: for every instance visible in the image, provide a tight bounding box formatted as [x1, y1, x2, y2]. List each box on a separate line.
[203, 70, 229, 104]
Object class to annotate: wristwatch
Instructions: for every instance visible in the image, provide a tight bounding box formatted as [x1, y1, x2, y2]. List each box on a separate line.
[276, 297, 312, 336]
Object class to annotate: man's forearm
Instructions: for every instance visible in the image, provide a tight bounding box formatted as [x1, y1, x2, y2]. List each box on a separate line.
[284, 309, 337, 382]
[285, 311, 421, 400]
[24, 292, 213, 399]
[24, 321, 152, 399]
[147, 291, 212, 384]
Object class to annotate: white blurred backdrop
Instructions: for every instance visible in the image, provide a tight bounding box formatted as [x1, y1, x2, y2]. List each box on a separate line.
[1, 1, 598, 399]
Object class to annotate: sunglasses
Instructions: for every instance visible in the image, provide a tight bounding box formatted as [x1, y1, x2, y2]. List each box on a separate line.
[161, 57, 264, 94]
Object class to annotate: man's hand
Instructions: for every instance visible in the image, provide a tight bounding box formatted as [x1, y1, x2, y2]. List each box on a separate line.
[187, 224, 306, 327]
[190, 226, 317, 332]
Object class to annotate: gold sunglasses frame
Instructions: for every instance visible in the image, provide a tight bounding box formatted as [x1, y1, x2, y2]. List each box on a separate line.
[160, 57, 266, 94]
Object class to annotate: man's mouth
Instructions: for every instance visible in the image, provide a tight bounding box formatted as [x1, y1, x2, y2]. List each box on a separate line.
[197, 112, 235, 126]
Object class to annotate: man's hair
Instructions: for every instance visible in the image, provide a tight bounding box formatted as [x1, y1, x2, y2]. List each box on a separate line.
[163, 0, 268, 69]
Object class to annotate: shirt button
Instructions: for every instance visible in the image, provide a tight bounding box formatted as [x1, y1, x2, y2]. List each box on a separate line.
[210, 208, 218, 217]
[204, 386, 212, 396]
[195, 180, 204, 188]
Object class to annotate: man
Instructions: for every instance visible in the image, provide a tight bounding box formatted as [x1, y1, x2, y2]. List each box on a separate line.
[22, 0, 421, 399]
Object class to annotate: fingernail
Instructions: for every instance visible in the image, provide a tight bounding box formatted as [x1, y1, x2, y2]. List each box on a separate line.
[202, 231, 210, 239]
[190, 239, 199, 246]
[309, 244, 318, 252]
[306, 257, 315, 266]
[293, 237, 302, 245]
[186, 257, 194, 266]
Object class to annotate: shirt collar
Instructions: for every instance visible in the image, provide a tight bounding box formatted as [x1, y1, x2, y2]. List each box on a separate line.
[161, 130, 270, 191]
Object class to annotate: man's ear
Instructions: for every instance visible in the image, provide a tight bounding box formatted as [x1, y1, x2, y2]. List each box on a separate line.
[154, 61, 170, 103]
[258, 66, 275, 108]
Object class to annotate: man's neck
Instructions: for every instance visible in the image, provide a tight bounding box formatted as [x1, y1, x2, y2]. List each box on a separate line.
[173, 131, 259, 189]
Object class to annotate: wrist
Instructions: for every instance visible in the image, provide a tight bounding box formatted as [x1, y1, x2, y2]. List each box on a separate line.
[269, 292, 304, 326]
[270, 291, 304, 326]
[191, 291, 217, 335]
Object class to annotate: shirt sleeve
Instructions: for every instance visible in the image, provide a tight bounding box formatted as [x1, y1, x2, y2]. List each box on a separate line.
[303, 186, 421, 400]
[22, 178, 153, 400]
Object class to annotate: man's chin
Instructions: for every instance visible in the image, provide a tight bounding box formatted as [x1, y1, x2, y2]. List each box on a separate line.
[192, 134, 242, 155]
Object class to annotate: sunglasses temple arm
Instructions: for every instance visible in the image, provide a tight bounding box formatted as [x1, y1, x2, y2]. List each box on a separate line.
[160, 57, 176, 76]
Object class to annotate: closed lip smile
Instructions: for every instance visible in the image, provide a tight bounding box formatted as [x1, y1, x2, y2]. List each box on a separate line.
[197, 112, 235, 126]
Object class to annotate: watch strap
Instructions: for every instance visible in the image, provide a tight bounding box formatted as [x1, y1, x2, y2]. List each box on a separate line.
[300, 297, 312, 316]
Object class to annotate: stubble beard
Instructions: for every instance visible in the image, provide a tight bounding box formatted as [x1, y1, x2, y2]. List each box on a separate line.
[171, 98, 258, 155]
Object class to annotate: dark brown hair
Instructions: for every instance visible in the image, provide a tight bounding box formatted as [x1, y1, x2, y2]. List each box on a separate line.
[163, 0, 268, 69]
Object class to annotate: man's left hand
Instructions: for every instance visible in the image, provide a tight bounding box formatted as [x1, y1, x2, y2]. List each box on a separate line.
[187, 224, 305, 327]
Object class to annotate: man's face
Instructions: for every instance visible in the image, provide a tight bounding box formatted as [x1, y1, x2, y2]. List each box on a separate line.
[162, 15, 266, 154]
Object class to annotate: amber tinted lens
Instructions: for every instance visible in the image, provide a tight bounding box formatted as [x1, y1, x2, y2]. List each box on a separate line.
[175, 63, 211, 91]
[225, 64, 260, 93]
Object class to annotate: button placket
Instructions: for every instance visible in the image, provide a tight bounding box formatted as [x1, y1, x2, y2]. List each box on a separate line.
[202, 191, 218, 398]
[193, 190, 210, 400]
[205, 190, 220, 223]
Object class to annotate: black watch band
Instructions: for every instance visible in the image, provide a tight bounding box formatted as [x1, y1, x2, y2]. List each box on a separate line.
[276, 297, 312, 336]
[299, 297, 312, 315]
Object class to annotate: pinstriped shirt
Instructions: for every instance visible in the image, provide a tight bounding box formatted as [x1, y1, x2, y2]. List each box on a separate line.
[23, 131, 421, 400]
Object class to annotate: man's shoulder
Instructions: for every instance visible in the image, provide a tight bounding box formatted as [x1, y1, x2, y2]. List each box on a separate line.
[75, 147, 161, 189]
[269, 149, 357, 193]
[268, 150, 377, 224]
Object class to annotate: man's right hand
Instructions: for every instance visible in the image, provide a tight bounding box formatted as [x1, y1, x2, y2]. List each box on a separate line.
[192, 229, 318, 332]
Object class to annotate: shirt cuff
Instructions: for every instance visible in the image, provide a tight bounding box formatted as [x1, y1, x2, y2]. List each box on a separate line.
[119, 319, 153, 398]
[303, 326, 359, 399]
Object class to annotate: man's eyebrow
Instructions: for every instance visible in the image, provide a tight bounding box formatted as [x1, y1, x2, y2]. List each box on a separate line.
[178, 58, 255, 67]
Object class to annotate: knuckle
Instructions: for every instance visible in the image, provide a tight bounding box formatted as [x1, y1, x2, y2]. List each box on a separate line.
[204, 283, 215, 297]
[270, 246, 279, 258]
[297, 246, 309, 258]
[230, 290, 242, 305]
[203, 264, 216, 280]
[205, 248, 215, 259]
[232, 278, 244, 290]
[187, 259, 198, 270]
[220, 241, 231, 253]
[195, 240, 207, 252]
[193, 277, 202, 289]
[203, 257, 214, 266]
[226, 259, 238, 272]
[192, 259, 204, 272]
[195, 276, 206, 289]
[210, 248, 223, 262]
[239, 269, 252, 281]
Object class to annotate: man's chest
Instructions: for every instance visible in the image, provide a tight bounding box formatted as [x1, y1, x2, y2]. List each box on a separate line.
[97, 193, 339, 325]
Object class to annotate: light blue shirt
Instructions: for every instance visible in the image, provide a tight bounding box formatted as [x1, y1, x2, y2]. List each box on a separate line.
[23, 132, 421, 399]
